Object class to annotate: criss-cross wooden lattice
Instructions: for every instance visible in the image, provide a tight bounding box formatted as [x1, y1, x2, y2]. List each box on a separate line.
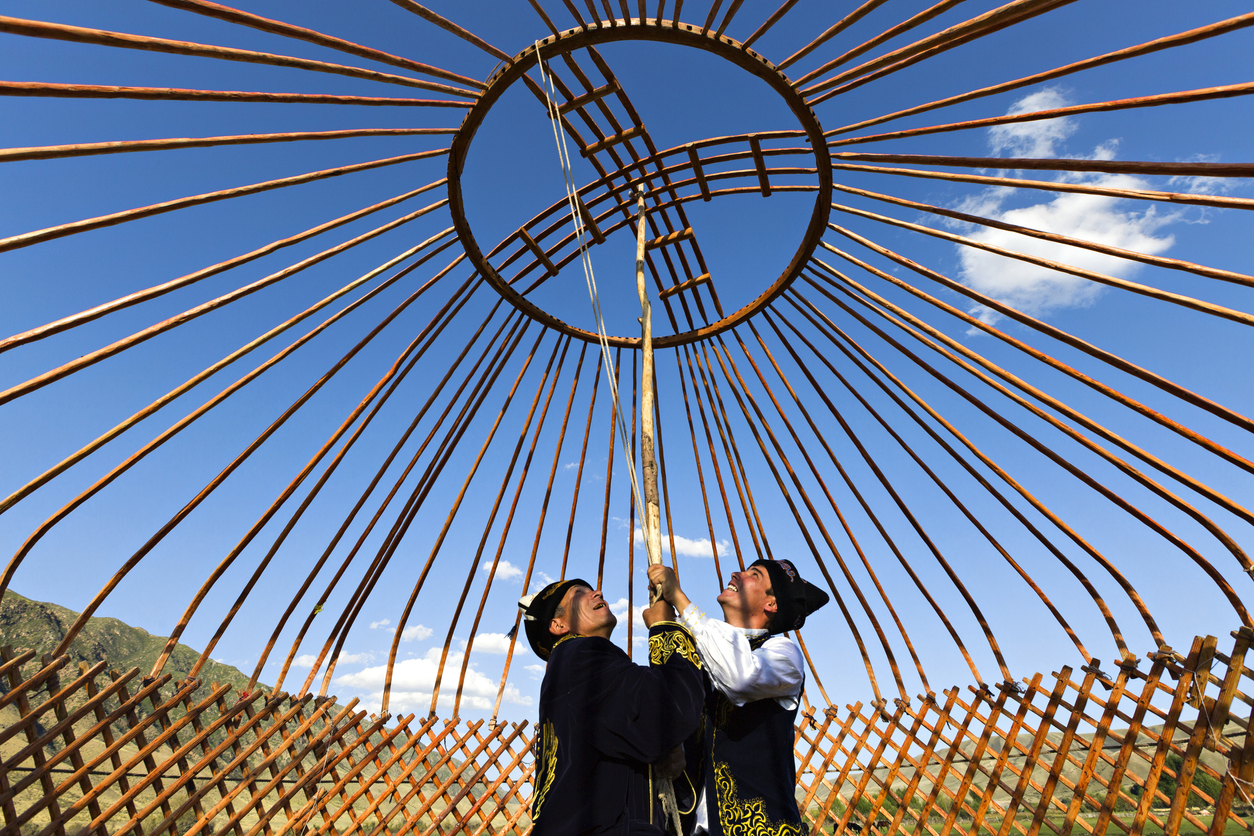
[5, 628, 1254, 835]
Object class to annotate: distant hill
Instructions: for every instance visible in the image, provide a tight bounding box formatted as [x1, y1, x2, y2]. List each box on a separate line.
[0, 589, 263, 693]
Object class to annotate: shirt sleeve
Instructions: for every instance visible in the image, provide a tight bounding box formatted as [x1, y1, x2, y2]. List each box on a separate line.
[679, 603, 804, 708]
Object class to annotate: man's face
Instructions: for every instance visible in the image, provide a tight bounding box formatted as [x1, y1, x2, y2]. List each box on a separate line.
[717, 564, 776, 629]
[549, 584, 617, 640]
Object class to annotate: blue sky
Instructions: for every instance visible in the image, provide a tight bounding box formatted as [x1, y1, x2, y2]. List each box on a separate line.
[1, 1, 1252, 719]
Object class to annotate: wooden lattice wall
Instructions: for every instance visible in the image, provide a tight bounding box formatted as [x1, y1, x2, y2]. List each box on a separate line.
[4, 629, 1253, 836]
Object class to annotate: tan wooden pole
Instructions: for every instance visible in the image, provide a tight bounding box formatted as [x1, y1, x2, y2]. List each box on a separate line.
[635, 188, 664, 578]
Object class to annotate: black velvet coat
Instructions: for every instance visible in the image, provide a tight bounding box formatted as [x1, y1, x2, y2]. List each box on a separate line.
[531, 622, 705, 836]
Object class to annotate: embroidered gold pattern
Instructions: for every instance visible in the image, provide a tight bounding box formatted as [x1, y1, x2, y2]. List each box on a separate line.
[649, 626, 702, 669]
[532, 719, 558, 820]
[715, 760, 807, 836]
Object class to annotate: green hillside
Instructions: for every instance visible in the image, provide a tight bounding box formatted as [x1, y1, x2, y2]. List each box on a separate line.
[0, 589, 264, 694]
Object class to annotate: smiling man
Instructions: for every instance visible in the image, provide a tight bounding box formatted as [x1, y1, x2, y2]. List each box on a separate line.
[647, 559, 829, 836]
[518, 578, 705, 835]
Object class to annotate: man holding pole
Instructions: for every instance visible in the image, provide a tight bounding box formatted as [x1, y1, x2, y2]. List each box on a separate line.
[647, 559, 829, 836]
[519, 578, 703, 835]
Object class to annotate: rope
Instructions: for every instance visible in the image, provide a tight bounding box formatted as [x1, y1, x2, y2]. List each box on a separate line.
[537, 42, 680, 834]
[534, 40, 648, 533]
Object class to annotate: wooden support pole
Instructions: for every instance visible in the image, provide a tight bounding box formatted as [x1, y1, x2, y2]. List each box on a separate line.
[635, 189, 664, 583]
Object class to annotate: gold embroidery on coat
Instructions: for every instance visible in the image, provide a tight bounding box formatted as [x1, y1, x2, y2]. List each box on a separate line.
[715, 760, 807, 836]
[532, 719, 559, 820]
[649, 627, 702, 669]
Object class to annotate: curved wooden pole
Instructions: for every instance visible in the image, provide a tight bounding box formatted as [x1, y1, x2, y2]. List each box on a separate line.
[480, 343, 589, 721]
[144, 0, 485, 88]
[834, 181, 1254, 288]
[180, 269, 481, 681]
[428, 338, 569, 716]
[827, 210, 1254, 327]
[672, 347, 727, 589]
[766, 302, 992, 687]
[682, 344, 753, 567]
[783, 291, 1166, 647]
[0, 128, 456, 164]
[51, 250, 465, 664]
[808, 275, 1254, 586]
[713, 333, 905, 699]
[0, 150, 448, 257]
[312, 314, 533, 698]
[804, 0, 1076, 100]
[827, 83, 1254, 145]
[0, 16, 478, 97]
[0, 244, 460, 604]
[828, 160, 1254, 212]
[808, 264, 1254, 531]
[247, 281, 493, 692]
[381, 328, 549, 714]
[792, 0, 969, 85]
[823, 12, 1254, 136]
[278, 305, 522, 694]
[778, 0, 894, 69]
[823, 222, 1254, 434]
[0, 80, 470, 107]
[0, 197, 449, 407]
[0, 182, 448, 354]
[384, 0, 512, 62]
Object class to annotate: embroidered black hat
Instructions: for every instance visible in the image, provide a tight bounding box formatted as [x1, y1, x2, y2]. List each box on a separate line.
[517, 578, 591, 660]
[750, 559, 829, 634]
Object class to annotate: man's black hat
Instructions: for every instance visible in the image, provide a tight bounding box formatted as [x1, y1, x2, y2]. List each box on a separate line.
[517, 578, 591, 660]
[750, 559, 829, 634]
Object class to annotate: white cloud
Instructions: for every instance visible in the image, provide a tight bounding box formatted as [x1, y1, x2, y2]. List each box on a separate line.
[562, 462, 578, 471]
[524, 663, 545, 679]
[334, 646, 532, 713]
[369, 618, 391, 629]
[291, 651, 372, 668]
[484, 560, 523, 581]
[527, 571, 554, 593]
[953, 91, 1181, 327]
[954, 178, 1177, 325]
[633, 527, 730, 559]
[401, 624, 432, 642]
[988, 87, 1078, 159]
[462, 632, 527, 655]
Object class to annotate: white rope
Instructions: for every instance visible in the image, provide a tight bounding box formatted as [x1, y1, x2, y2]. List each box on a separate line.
[534, 41, 649, 534]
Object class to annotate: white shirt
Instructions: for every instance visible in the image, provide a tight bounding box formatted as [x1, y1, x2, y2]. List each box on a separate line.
[678, 603, 805, 834]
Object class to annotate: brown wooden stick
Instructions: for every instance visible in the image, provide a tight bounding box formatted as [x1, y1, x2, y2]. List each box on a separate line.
[822, 221, 1254, 436]
[1, 226, 455, 518]
[0, 150, 447, 256]
[0, 128, 456, 164]
[793, 0, 968, 85]
[805, 0, 1075, 97]
[778, 294, 1154, 652]
[828, 82, 1254, 145]
[145, 0, 484, 87]
[828, 208, 1254, 326]
[0, 80, 470, 106]
[778, 0, 894, 69]
[0, 16, 478, 97]
[834, 180, 1254, 287]
[427, 339, 567, 714]
[804, 278, 1254, 618]
[385, 0, 512, 60]
[825, 12, 1254, 135]
[809, 267, 1254, 539]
